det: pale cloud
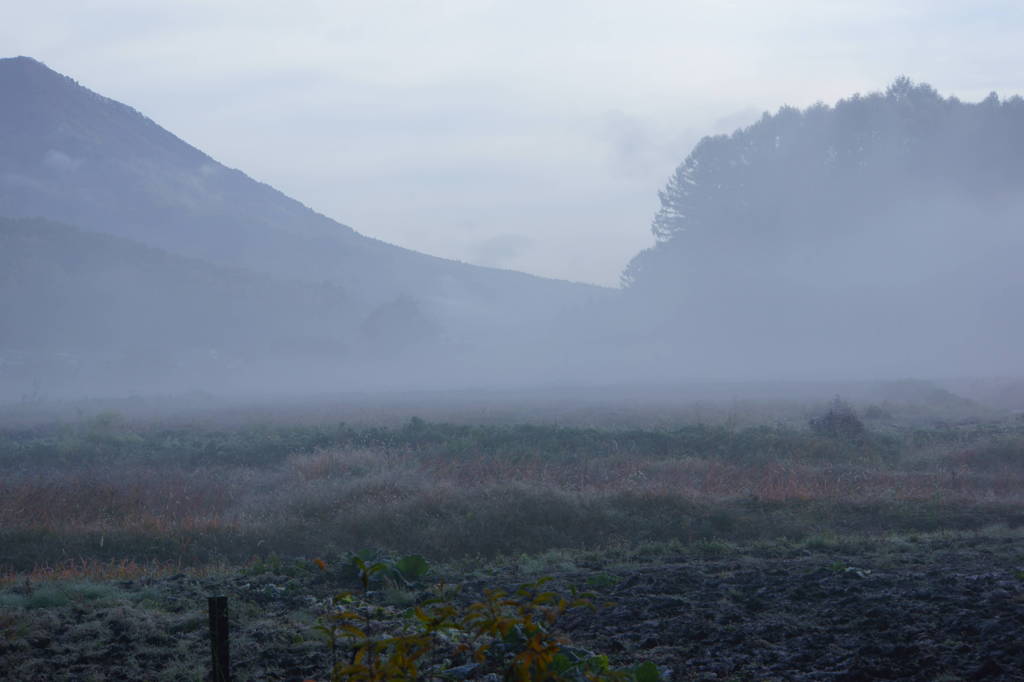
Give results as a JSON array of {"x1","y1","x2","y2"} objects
[{"x1": 3, "y1": 1, "x2": 1022, "y2": 285}]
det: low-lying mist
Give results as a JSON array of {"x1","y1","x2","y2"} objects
[{"x1": 2, "y1": 67, "x2": 1023, "y2": 404}]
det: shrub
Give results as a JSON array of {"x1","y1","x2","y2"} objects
[
  {"x1": 317, "y1": 572, "x2": 662, "y2": 681},
  {"x1": 810, "y1": 397, "x2": 866, "y2": 440}
]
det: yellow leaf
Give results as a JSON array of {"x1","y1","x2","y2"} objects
[{"x1": 342, "y1": 625, "x2": 368, "y2": 639}]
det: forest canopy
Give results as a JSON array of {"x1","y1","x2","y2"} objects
[
  {"x1": 620, "y1": 79, "x2": 1024, "y2": 378},
  {"x1": 624, "y1": 78, "x2": 1024, "y2": 289}
]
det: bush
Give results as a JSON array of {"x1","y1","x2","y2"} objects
[
  {"x1": 317, "y1": 573, "x2": 663, "y2": 681},
  {"x1": 810, "y1": 397, "x2": 866, "y2": 441}
]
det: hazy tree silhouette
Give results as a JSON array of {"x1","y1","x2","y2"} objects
[
  {"x1": 624, "y1": 78, "x2": 1024, "y2": 291},
  {"x1": 619, "y1": 79, "x2": 1024, "y2": 376}
]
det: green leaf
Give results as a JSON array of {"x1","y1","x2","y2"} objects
[
  {"x1": 586, "y1": 653, "x2": 610, "y2": 672},
  {"x1": 354, "y1": 548, "x2": 379, "y2": 562},
  {"x1": 635, "y1": 661, "x2": 661, "y2": 682},
  {"x1": 395, "y1": 554, "x2": 430, "y2": 581},
  {"x1": 549, "y1": 653, "x2": 574, "y2": 674}
]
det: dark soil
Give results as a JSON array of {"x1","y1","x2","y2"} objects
[
  {"x1": 2, "y1": 533, "x2": 1023, "y2": 681},
  {"x1": 558, "y1": 534, "x2": 1024, "y2": 681}
]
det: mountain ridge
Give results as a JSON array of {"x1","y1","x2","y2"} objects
[
  {"x1": 0, "y1": 55, "x2": 616, "y2": 397},
  {"x1": 0, "y1": 56, "x2": 607, "y2": 309}
]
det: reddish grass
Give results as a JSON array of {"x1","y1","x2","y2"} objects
[
  {"x1": 0, "y1": 557, "x2": 226, "y2": 586},
  {"x1": 2, "y1": 440, "x2": 1022, "y2": 569}
]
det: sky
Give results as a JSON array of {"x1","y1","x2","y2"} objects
[{"x1": 4, "y1": 1, "x2": 1023, "y2": 286}]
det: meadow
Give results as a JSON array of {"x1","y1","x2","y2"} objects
[
  {"x1": 2, "y1": 394, "x2": 1024, "y2": 680},
  {"x1": 2, "y1": 396, "x2": 1022, "y2": 573}
]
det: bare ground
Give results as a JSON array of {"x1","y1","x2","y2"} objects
[{"x1": 2, "y1": 530, "x2": 1023, "y2": 681}]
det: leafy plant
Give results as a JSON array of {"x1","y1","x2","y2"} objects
[
  {"x1": 394, "y1": 555, "x2": 431, "y2": 584},
  {"x1": 344, "y1": 551, "x2": 433, "y2": 593},
  {"x1": 317, "y1": 577, "x2": 662, "y2": 681}
]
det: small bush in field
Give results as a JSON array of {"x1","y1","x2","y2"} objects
[{"x1": 810, "y1": 397, "x2": 866, "y2": 441}]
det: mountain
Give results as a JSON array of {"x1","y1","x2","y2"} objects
[
  {"x1": 0, "y1": 56, "x2": 624, "y2": 397},
  {"x1": 0, "y1": 56, "x2": 608, "y2": 338},
  {"x1": 0, "y1": 216, "x2": 364, "y2": 395}
]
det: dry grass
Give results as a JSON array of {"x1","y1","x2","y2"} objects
[
  {"x1": 0, "y1": 464, "x2": 246, "y2": 533},
  {"x1": 2, "y1": 421, "x2": 1023, "y2": 571},
  {"x1": 0, "y1": 557, "x2": 228, "y2": 586},
  {"x1": 280, "y1": 445, "x2": 1024, "y2": 504}
]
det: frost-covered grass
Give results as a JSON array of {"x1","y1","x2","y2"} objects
[{"x1": 1, "y1": 408, "x2": 1022, "y2": 571}]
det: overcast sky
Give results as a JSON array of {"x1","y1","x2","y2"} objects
[{"x1": 5, "y1": 1, "x2": 1022, "y2": 286}]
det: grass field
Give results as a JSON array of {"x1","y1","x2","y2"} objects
[
  {"x1": 2, "y1": 397, "x2": 1022, "y2": 573},
  {"x1": 2, "y1": 394, "x2": 1024, "y2": 680}
]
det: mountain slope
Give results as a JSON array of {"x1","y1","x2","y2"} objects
[
  {"x1": 0, "y1": 56, "x2": 608, "y2": 332},
  {"x1": 0, "y1": 216, "x2": 363, "y2": 395}
]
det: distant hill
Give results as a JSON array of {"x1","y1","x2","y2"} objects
[
  {"x1": 0, "y1": 56, "x2": 608, "y2": 339},
  {"x1": 0, "y1": 217, "x2": 364, "y2": 394},
  {"x1": 620, "y1": 79, "x2": 1024, "y2": 378}
]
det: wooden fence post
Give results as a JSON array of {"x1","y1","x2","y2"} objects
[{"x1": 208, "y1": 595, "x2": 230, "y2": 682}]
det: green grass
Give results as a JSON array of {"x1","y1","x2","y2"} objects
[
  {"x1": 0, "y1": 581, "x2": 125, "y2": 610},
  {"x1": 0, "y1": 411, "x2": 945, "y2": 468}
]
